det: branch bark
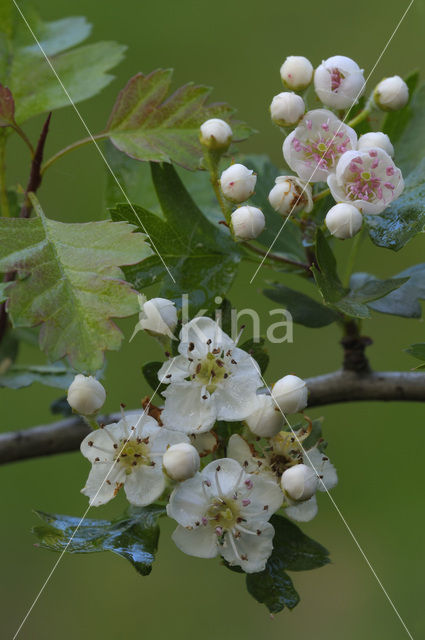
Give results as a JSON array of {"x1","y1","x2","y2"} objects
[{"x1": 1, "y1": 370, "x2": 425, "y2": 465}]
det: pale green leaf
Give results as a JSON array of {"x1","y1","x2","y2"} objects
[{"x1": 0, "y1": 363, "x2": 75, "y2": 389}]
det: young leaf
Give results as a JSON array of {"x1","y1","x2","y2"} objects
[
  {"x1": 105, "y1": 69, "x2": 252, "y2": 171},
  {"x1": 33, "y1": 505, "x2": 166, "y2": 576},
  {"x1": 263, "y1": 283, "x2": 339, "y2": 328},
  {"x1": 0, "y1": 198, "x2": 152, "y2": 372},
  {"x1": 0, "y1": 363, "x2": 75, "y2": 390},
  {"x1": 111, "y1": 163, "x2": 241, "y2": 315}
]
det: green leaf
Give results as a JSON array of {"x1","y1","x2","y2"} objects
[
  {"x1": 142, "y1": 361, "x2": 167, "y2": 396},
  {"x1": 111, "y1": 163, "x2": 241, "y2": 315},
  {"x1": 404, "y1": 343, "x2": 425, "y2": 369},
  {"x1": 0, "y1": 281, "x2": 8, "y2": 303},
  {"x1": 0, "y1": 363, "x2": 75, "y2": 389},
  {"x1": 389, "y1": 81, "x2": 425, "y2": 174},
  {"x1": 312, "y1": 229, "x2": 346, "y2": 302},
  {"x1": 246, "y1": 514, "x2": 330, "y2": 613},
  {"x1": 263, "y1": 283, "x2": 339, "y2": 328},
  {"x1": 0, "y1": 197, "x2": 151, "y2": 372},
  {"x1": 238, "y1": 154, "x2": 306, "y2": 265},
  {"x1": 0, "y1": 8, "x2": 125, "y2": 124},
  {"x1": 33, "y1": 505, "x2": 165, "y2": 576},
  {"x1": 351, "y1": 265, "x2": 425, "y2": 318},
  {"x1": 382, "y1": 70, "x2": 419, "y2": 150},
  {"x1": 105, "y1": 69, "x2": 252, "y2": 171},
  {"x1": 239, "y1": 337, "x2": 269, "y2": 375},
  {"x1": 365, "y1": 158, "x2": 425, "y2": 251}
]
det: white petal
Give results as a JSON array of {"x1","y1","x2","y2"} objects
[
  {"x1": 123, "y1": 465, "x2": 165, "y2": 506},
  {"x1": 215, "y1": 377, "x2": 260, "y2": 422},
  {"x1": 167, "y1": 474, "x2": 210, "y2": 526},
  {"x1": 304, "y1": 447, "x2": 338, "y2": 491},
  {"x1": 80, "y1": 425, "x2": 118, "y2": 463},
  {"x1": 227, "y1": 434, "x2": 257, "y2": 471},
  {"x1": 285, "y1": 495, "x2": 318, "y2": 522},
  {"x1": 172, "y1": 524, "x2": 218, "y2": 559},
  {"x1": 221, "y1": 521, "x2": 275, "y2": 573},
  {"x1": 190, "y1": 431, "x2": 218, "y2": 456},
  {"x1": 81, "y1": 463, "x2": 125, "y2": 506},
  {"x1": 241, "y1": 473, "x2": 283, "y2": 519},
  {"x1": 202, "y1": 457, "x2": 244, "y2": 498},
  {"x1": 161, "y1": 382, "x2": 216, "y2": 432},
  {"x1": 149, "y1": 427, "x2": 189, "y2": 454},
  {"x1": 158, "y1": 355, "x2": 191, "y2": 384},
  {"x1": 178, "y1": 317, "x2": 234, "y2": 359}
]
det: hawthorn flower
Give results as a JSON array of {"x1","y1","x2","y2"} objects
[
  {"x1": 231, "y1": 205, "x2": 265, "y2": 239},
  {"x1": 80, "y1": 413, "x2": 188, "y2": 506},
  {"x1": 314, "y1": 55, "x2": 365, "y2": 109},
  {"x1": 167, "y1": 457, "x2": 283, "y2": 573},
  {"x1": 357, "y1": 132, "x2": 394, "y2": 157},
  {"x1": 270, "y1": 92, "x2": 305, "y2": 127},
  {"x1": 271, "y1": 374, "x2": 308, "y2": 414},
  {"x1": 132, "y1": 295, "x2": 177, "y2": 341},
  {"x1": 200, "y1": 118, "x2": 232, "y2": 150},
  {"x1": 283, "y1": 109, "x2": 357, "y2": 183},
  {"x1": 325, "y1": 203, "x2": 363, "y2": 239},
  {"x1": 281, "y1": 463, "x2": 318, "y2": 501},
  {"x1": 220, "y1": 163, "x2": 257, "y2": 203},
  {"x1": 327, "y1": 148, "x2": 404, "y2": 215},
  {"x1": 245, "y1": 394, "x2": 284, "y2": 438},
  {"x1": 67, "y1": 374, "x2": 106, "y2": 416},
  {"x1": 374, "y1": 76, "x2": 409, "y2": 111},
  {"x1": 280, "y1": 55, "x2": 313, "y2": 91},
  {"x1": 268, "y1": 175, "x2": 313, "y2": 217},
  {"x1": 159, "y1": 317, "x2": 263, "y2": 433},
  {"x1": 163, "y1": 442, "x2": 200, "y2": 481}
]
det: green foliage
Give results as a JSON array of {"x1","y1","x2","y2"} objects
[
  {"x1": 0, "y1": 6, "x2": 125, "y2": 124},
  {"x1": 105, "y1": 69, "x2": 252, "y2": 171},
  {"x1": 33, "y1": 505, "x2": 166, "y2": 576},
  {"x1": 263, "y1": 283, "x2": 339, "y2": 328},
  {"x1": 404, "y1": 343, "x2": 425, "y2": 370},
  {"x1": 383, "y1": 70, "x2": 419, "y2": 150},
  {"x1": 239, "y1": 337, "x2": 269, "y2": 375},
  {"x1": 389, "y1": 80, "x2": 425, "y2": 174},
  {"x1": 142, "y1": 361, "x2": 167, "y2": 396},
  {"x1": 0, "y1": 197, "x2": 151, "y2": 372},
  {"x1": 111, "y1": 163, "x2": 241, "y2": 315},
  {"x1": 0, "y1": 363, "x2": 74, "y2": 389},
  {"x1": 245, "y1": 514, "x2": 330, "y2": 613}
]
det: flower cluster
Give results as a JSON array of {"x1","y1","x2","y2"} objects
[{"x1": 75, "y1": 311, "x2": 337, "y2": 573}]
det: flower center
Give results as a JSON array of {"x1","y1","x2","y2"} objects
[
  {"x1": 116, "y1": 439, "x2": 150, "y2": 474},
  {"x1": 206, "y1": 497, "x2": 240, "y2": 531},
  {"x1": 330, "y1": 67, "x2": 345, "y2": 91},
  {"x1": 345, "y1": 156, "x2": 386, "y2": 203},
  {"x1": 292, "y1": 129, "x2": 352, "y2": 172},
  {"x1": 196, "y1": 352, "x2": 229, "y2": 393}
]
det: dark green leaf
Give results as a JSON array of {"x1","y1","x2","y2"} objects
[
  {"x1": 33, "y1": 505, "x2": 166, "y2": 576},
  {"x1": 312, "y1": 229, "x2": 346, "y2": 301},
  {"x1": 390, "y1": 81, "x2": 425, "y2": 174},
  {"x1": 365, "y1": 158, "x2": 425, "y2": 251},
  {"x1": 105, "y1": 69, "x2": 252, "y2": 171},
  {"x1": 142, "y1": 361, "x2": 167, "y2": 396},
  {"x1": 383, "y1": 70, "x2": 419, "y2": 149},
  {"x1": 263, "y1": 283, "x2": 339, "y2": 328},
  {"x1": 0, "y1": 363, "x2": 75, "y2": 390},
  {"x1": 0, "y1": 197, "x2": 151, "y2": 372},
  {"x1": 246, "y1": 563, "x2": 300, "y2": 613},
  {"x1": 50, "y1": 395, "x2": 73, "y2": 417},
  {"x1": 239, "y1": 337, "x2": 269, "y2": 375}
]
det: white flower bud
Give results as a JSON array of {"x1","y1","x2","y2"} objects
[
  {"x1": 67, "y1": 374, "x2": 106, "y2": 415},
  {"x1": 280, "y1": 56, "x2": 313, "y2": 91},
  {"x1": 245, "y1": 394, "x2": 284, "y2": 437},
  {"x1": 281, "y1": 463, "x2": 318, "y2": 501},
  {"x1": 314, "y1": 55, "x2": 365, "y2": 109},
  {"x1": 163, "y1": 443, "x2": 200, "y2": 481},
  {"x1": 271, "y1": 375, "x2": 308, "y2": 414},
  {"x1": 200, "y1": 118, "x2": 232, "y2": 150},
  {"x1": 325, "y1": 203, "x2": 363, "y2": 239},
  {"x1": 270, "y1": 92, "x2": 305, "y2": 126},
  {"x1": 220, "y1": 163, "x2": 257, "y2": 203},
  {"x1": 132, "y1": 295, "x2": 177, "y2": 340},
  {"x1": 231, "y1": 205, "x2": 265, "y2": 240},
  {"x1": 268, "y1": 175, "x2": 313, "y2": 216},
  {"x1": 357, "y1": 132, "x2": 394, "y2": 157},
  {"x1": 374, "y1": 76, "x2": 409, "y2": 111}
]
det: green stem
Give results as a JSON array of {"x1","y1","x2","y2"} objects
[
  {"x1": 12, "y1": 124, "x2": 34, "y2": 157},
  {"x1": 343, "y1": 227, "x2": 364, "y2": 287},
  {"x1": 41, "y1": 132, "x2": 109, "y2": 174},
  {"x1": 242, "y1": 241, "x2": 311, "y2": 271},
  {"x1": 313, "y1": 187, "x2": 330, "y2": 202},
  {"x1": 0, "y1": 133, "x2": 10, "y2": 217},
  {"x1": 82, "y1": 415, "x2": 101, "y2": 431},
  {"x1": 203, "y1": 149, "x2": 233, "y2": 227}
]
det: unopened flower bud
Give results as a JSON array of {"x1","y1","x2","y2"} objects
[
  {"x1": 374, "y1": 76, "x2": 409, "y2": 111},
  {"x1": 325, "y1": 203, "x2": 363, "y2": 239},
  {"x1": 163, "y1": 443, "x2": 200, "y2": 481},
  {"x1": 231, "y1": 205, "x2": 265, "y2": 240},
  {"x1": 132, "y1": 295, "x2": 177, "y2": 341},
  {"x1": 357, "y1": 132, "x2": 394, "y2": 157},
  {"x1": 268, "y1": 176, "x2": 313, "y2": 216},
  {"x1": 314, "y1": 55, "x2": 365, "y2": 109},
  {"x1": 280, "y1": 56, "x2": 313, "y2": 91},
  {"x1": 67, "y1": 374, "x2": 106, "y2": 416},
  {"x1": 281, "y1": 463, "x2": 318, "y2": 501},
  {"x1": 271, "y1": 375, "x2": 308, "y2": 414},
  {"x1": 245, "y1": 394, "x2": 284, "y2": 437},
  {"x1": 220, "y1": 163, "x2": 257, "y2": 203},
  {"x1": 270, "y1": 92, "x2": 305, "y2": 126},
  {"x1": 200, "y1": 118, "x2": 232, "y2": 150}
]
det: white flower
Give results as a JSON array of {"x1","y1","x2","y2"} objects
[
  {"x1": 314, "y1": 55, "x2": 365, "y2": 109},
  {"x1": 163, "y1": 442, "x2": 200, "y2": 481},
  {"x1": 374, "y1": 76, "x2": 409, "y2": 111},
  {"x1": 325, "y1": 203, "x2": 363, "y2": 239},
  {"x1": 271, "y1": 375, "x2": 308, "y2": 414},
  {"x1": 357, "y1": 132, "x2": 394, "y2": 157},
  {"x1": 132, "y1": 295, "x2": 177, "y2": 341},
  {"x1": 190, "y1": 431, "x2": 218, "y2": 456},
  {"x1": 80, "y1": 413, "x2": 188, "y2": 506},
  {"x1": 167, "y1": 457, "x2": 283, "y2": 573},
  {"x1": 281, "y1": 463, "x2": 318, "y2": 501},
  {"x1": 327, "y1": 148, "x2": 404, "y2": 215},
  {"x1": 220, "y1": 164, "x2": 257, "y2": 203},
  {"x1": 270, "y1": 92, "x2": 305, "y2": 126},
  {"x1": 231, "y1": 205, "x2": 265, "y2": 240},
  {"x1": 245, "y1": 394, "x2": 284, "y2": 437},
  {"x1": 280, "y1": 56, "x2": 313, "y2": 91},
  {"x1": 268, "y1": 175, "x2": 313, "y2": 216},
  {"x1": 200, "y1": 118, "x2": 232, "y2": 150},
  {"x1": 67, "y1": 374, "x2": 106, "y2": 416},
  {"x1": 283, "y1": 109, "x2": 357, "y2": 183},
  {"x1": 159, "y1": 317, "x2": 263, "y2": 433}
]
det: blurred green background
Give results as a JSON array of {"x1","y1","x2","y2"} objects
[{"x1": 2, "y1": 0, "x2": 425, "y2": 638}]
